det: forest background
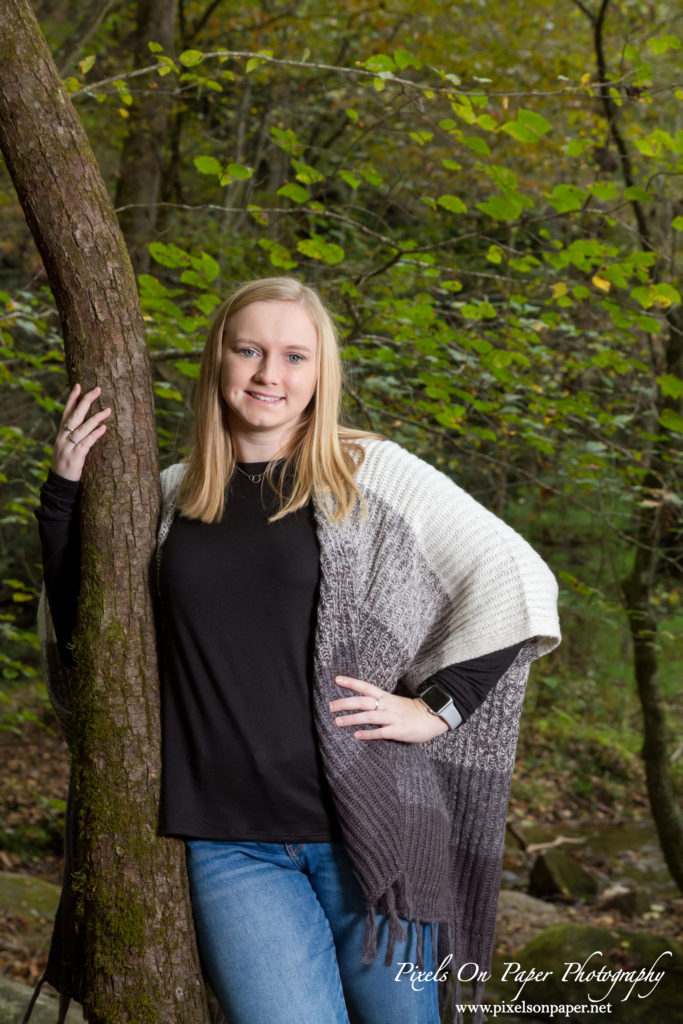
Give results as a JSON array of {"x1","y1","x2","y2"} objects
[{"x1": 0, "y1": 0, "x2": 681, "y2": 1007}]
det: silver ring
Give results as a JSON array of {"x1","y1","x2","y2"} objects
[
  {"x1": 63, "y1": 423, "x2": 73, "y2": 434},
  {"x1": 68, "y1": 435, "x2": 79, "y2": 446},
  {"x1": 373, "y1": 697, "x2": 380, "y2": 711}
]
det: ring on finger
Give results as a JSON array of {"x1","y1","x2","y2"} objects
[
  {"x1": 63, "y1": 423, "x2": 73, "y2": 434},
  {"x1": 68, "y1": 434, "x2": 79, "y2": 446},
  {"x1": 373, "y1": 697, "x2": 381, "y2": 711}
]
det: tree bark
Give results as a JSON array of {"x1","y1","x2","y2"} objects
[
  {"x1": 114, "y1": 0, "x2": 178, "y2": 275},
  {"x1": 0, "y1": 2, "x2": 210, "y2": 1020},
  {"x1": 622, "y1": 307, "x2": 683, "y2": 895},
  {"x1": 578, "y1": 0, "x2": 683, "y2": 895}
]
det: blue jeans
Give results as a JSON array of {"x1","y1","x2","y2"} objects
[{"x1": 185, "y1": 840, "x2": 440, "y2": 1024}]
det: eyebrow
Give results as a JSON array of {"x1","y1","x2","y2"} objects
[{"x1": 231, "y1": 337, "x2": 316, "y2": 354}]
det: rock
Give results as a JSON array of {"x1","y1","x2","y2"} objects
[
  {"x1": 597, "y1": 884, "x2": 653, "y2": 918},
  {"x1": 528, "y1": 848, "x2": 599, "y2": 901},
  {"x1": 495, "y1": 890, "x2": 564, "y2": 952},
  {"x1": 0, "y1": 873, "x2": 60, "y2": 922},
  {"x1": 0, "y1": 975, "x2": 82, "y2": 1024},
  {"x1": 496, "y1": 923, "x2": 683, "y2": 1023}
]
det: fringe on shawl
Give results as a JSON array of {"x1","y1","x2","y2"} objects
[{"x1": 359, "y1": 875, "x2": 441, "y2": 973}]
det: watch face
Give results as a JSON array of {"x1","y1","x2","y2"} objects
[{"x1": 421, "y1": 685, "x2": 448, "y2": 715}]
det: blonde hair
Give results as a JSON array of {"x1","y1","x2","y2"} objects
[{"x1": 176, "y1": 276, "x2": 381, "y2": 524}]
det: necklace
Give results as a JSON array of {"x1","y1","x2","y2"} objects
[
  {"x1": 234, "y1": 458, "x2": 285, "y2": 484},
  {"x1": 235, "y1": 464, "x2": 266, "y2": 484}
]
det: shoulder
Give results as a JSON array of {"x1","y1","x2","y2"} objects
[
  {"x1": 354, "y1": 437, "x2": 462, "y2": 512},
  {"x1": 160, "y1": 462, "x2": 187, "y2": 505}
]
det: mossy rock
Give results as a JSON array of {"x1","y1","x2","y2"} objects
[
  {"x1": 0, "y1": 872, "x2": 60, "y2": 922},
  {"x1": 598, "y1": 885, "x2": 653, "y2": 919},
  {"x1": 497, "y1": 923, "x2": 683, "y2": 1023},
  {"x1": 0, "y1": 976, "x2": 82, "y2": 1024},
  {"x1": 528, "y1": 848, "x2": 599, "y2": 900}
]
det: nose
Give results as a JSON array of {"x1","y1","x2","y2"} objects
[{"x1": 253, "y1": 353, "x2": 279, "y2": 385}]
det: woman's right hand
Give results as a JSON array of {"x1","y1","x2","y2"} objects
[{"x1": 52, "y1": 383, "x2": 112, "y2": 482}]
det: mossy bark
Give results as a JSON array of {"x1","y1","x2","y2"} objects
[{"x1": 0, "y1": 2, "x2": 210, "y2": 1021}]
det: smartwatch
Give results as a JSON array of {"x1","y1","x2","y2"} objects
[{"x1": 418, "y1": 684, "x2": 462, "y2": 730}]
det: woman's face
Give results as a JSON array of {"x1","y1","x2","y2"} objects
[{"x1": 220, "y1": 300, "x2": 319, "y2": 459}]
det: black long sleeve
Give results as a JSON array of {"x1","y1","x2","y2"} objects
[
  {"x1": 423, "y1": 642, "x2": 524, "y2": 724},
  {"x1": 34, "y1": 469, "x2": 81, "y2": 666},
  {"x1": 34, "y1": 469, "x2": 524, "y2": 723}
]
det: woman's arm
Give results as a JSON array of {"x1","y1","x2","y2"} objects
[
  {"x1": 34, "y1": 471, "x2": 81, "y2": 665},
  {"x1": 34, "y1": 383, "x2": 111, "y2": 665},
  {"x1": 329, "y1": 641, "x2": 525, "y2": 743}
]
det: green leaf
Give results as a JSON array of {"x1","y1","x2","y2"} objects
[
  {"x1": 658, "y1": 374, "x2": 683, "y2": 399},
  {"x1": 566, "y1": 139, "x2": 592, "y2": 157},
  {"x1": 292, "y1": 159, "x2": 324, "y2": 184},
  {"x1": 339, "y1": 170, "x2": 361, "y2": 189},
  {"x1": 365, "y1": 54, "x2": 396, "y2": 73},
  {"x1": 462, "y1": 135, "x2": 490, "y2": 157},
  {"x1": 297, "y1": 234, "x2": 345, "y2": 265},
  {"x1": 672, "y1": 216, "x2": 683, "y2": 231},
  {"x1": 190, "y1": 252, "x2": 220, "y2": 283},
  {"x1": 195, "y1": 293, "x2": 221, "y2": 315},
  {"x1": 276, "y1": 183, "x2": 310, "y2": 204},
  {"x1": 179, "y1": 49, "x2": 205, "y2": 67},
  {"x1": 259, "y1": 239, "x2": 297, "y2": 269},
  {"x1": 548, "y1": 184, "x2": 586, "y2": 213},
  {"x1": 436, "y1": 194, "x2": 467, "y2": 214},
  {"x1": 78, "y1": 54, "x2": 95, "y2": 74},
  {"x1": 174, "y1": 359, "x2": 200, "y2": 379},
  {"x1": 588, "y1": 182, "x2": 620, "y2": 201},
  {"x1": 148, "y1": 41, "x2": 164, "y2": 53},
  {"x1": 476, "y1": 193, "x2": 523, "y2": 221},
  {"x1": 149, "y1": 242, "x2": 192, "y2": 268},
  {"x1": 659, "y1": 408, "x2": 683, "y2": 433},
  {"x1": 648, "y1": 34, "x2": 681, "y2": 54},
  {"x1": 409, "y1": 130, "x2": 433, "y2": 146},
  {"x1": 434, "y1": 406, "x2": 466, "y2": 428},
  {"x1": 194, "y1": 155, "x2": 222, "y2": 176},
  {"x1": 501, "y1": 108, "x2": 551, "y2": 142},
  {"x1": 220, "y1": 162, "x2": 254, "y2": 184},
  {"x1": 393, "y1": 48, "x2": 422, "y2": 70},
  {"x1": 623, "y1": 186, "x2": 652, "y2": 202}
]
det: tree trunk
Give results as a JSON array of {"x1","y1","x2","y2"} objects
[
  {"x1": 579, "y1": 0, "x2": 683, "y2": 895},
  {"x1": 0, "y1": 2, "x2": 211, "y2": 1020},
  {"x1": 622, "y1": 307, "x2": 683, "y2": 896},
  {"x1": 114, "y1": 0, "x2": 178, "y2": 275}
]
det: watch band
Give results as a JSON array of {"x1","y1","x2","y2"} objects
[{"x1": 417, "y1": 683, "x2": 462, "y2": 730}]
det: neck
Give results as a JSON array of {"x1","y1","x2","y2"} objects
[{"x1": 233, "y1": 438, "x2": 287, "y2": 463}]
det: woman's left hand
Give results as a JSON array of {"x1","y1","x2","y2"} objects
[{"x1": 330, "y1": 675, "x2": 449, "y2": 743}]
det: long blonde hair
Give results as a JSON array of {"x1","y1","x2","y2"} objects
[{"x1": 176, "y1": 277, "x2": 381, "y2": 523}]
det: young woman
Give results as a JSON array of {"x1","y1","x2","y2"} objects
[{"x1": 35, "y1": 277, "x2": 561, "y2": 1024}]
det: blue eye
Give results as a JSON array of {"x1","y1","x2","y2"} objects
[
  {"x1": 238, "y1": 347, "x2": 257, "y2": 357},
  {"x1": 287, "y1": 353, "x2": 304, "y2": 364}
]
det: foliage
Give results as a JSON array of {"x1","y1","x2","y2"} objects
[{"x1": 1, "y1": 0, "x2": 681, "y2": 812}]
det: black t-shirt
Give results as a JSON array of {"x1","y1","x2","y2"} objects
[{"x1": 35, "y1": 465, "x2": 523, "y2": 842}]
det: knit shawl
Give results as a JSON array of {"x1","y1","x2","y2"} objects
[
  {"x1": 158, "y1": 438, "x2": 560, "y2": 1015},
  {"x1": 36, "y1": 437, "x2": 560, "y2": 1023}
]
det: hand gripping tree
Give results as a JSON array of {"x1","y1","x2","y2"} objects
[{"x1": 0, "y1": 1, "x2": 211, "y2": 1020}]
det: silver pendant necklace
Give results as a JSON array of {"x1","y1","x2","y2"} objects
[{"x1": 235, "y1": 464, "x2": 266, "y2": 484}]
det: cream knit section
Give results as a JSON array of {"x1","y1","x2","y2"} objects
[{"x1": 353, "y1": 438, "x2": 561, "y2": 671}]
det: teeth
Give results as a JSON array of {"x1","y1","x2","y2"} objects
[{"x1": 250, "y1": 393, "x2": 282, "y2": 403}]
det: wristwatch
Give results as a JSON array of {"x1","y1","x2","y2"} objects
[{"x1": 417, "y1": 684, "x2": 462, "y2": 730}]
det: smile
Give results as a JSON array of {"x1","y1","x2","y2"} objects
[{"x1": 246, "y1": 392, "x2": 284, "y2": 404}]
